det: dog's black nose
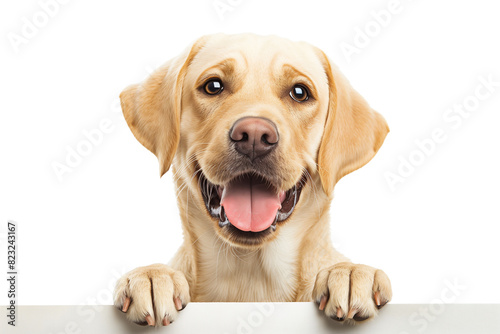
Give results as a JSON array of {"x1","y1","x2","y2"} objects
[{"x1": 229, "y1": 117, "x2": 279, "y2": 160}]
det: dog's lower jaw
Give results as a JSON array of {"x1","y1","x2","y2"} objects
[
  {"x1": 198, "y1": 169, "x2": 306, "y2": 247},
  {"x1": 183, "y1": 221, "x2": 302, "y2": 302},
  {"x1": 170, "y1": 187, "x2": 338, "y2": 302},
  {"x1": 169, "y1": 168, "x2": 337, "y2": 302}
]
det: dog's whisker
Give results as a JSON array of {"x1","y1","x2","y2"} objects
[
  {"x1": 175, "y1": 171, "x2": 197, "y2": 198},
  {"x1": 171, "y1": 148, "x2": 212, "y2": 182},
  {"x1": 171, "y1": 146, "x2": 215, "y2": 181},
  {"x1": 294, "y1": 153, "x2": 322, "y2": 221},
  {"x1": 224, "y1": 242, "x2": 234, "y2": 274},
  {"x1": 215, "y1": 240, "x2": 224, "y2": 283},
  {"x1": 113, "y1": 33, "x2": 393, "y2": 318},
  {"x1": 175, "y1": 168, "x2": 204, "y2": 201},
  {"x1": 177, "y1": 160, "x2": 218, "y2": 197},
  {"x1": 190, "y1": 226, "x2": 214, "y2": 246},
  {"x1": 301, "y1": 165, "x2": 322, "y2": 221},
  {"x1": 171, "y1": 153, "x2": 198, "y2": 178}
]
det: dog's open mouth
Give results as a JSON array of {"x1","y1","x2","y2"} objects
[{"x1": 199, "y1": 171, "x2": 305, "y2": 236}]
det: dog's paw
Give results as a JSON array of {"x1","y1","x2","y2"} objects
[
  {"x1": 312, "y1": 262, "x2": 392, "y2": 322},
  {"x1": 113, "y1": 263, "x2": 190, "y2": 327}
]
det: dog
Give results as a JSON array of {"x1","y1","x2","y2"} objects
[{"x1": 113, "y1": 33, "x2": 392, "y2": 327}]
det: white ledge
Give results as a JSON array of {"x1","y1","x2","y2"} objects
[{"x1": 2, "y1": 303, "x2": 500, "y2": 334}]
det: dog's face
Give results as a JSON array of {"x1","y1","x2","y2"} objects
[
  {"x1": 120, "y1": 34, "x2": 389, "y2": 248},
  {"x1": 180, "y1": 35, "x2": 330, "y2": 246}
]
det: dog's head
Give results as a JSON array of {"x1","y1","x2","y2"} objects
[{"x1": 120, "y1": 34, "x2": 388, "y2": 248}]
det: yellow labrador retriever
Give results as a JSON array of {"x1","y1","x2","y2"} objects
[{"x1": 114, "y1": 33, "x2": 392, "y2": 327}]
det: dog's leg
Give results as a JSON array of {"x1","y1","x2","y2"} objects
[
  {"x1": 312, "y1": 261, "x2": 392, "y2": 322},
  {"x1": 295, "y1": 243, "x2": 348, "y2": 302},
  {"x1": 113, "y1": 263, "x2": 190, "y2": 327},
  {"x1": 296, "y1": 241, "x2": 392, "y2": 322}
]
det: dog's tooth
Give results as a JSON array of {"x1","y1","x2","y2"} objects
[
  {"x1": 211, "y1": 205, "x2": 221, "y2": 217},
  {"x1": 279, "y1": 190, "x2": 286, "y2": 203},
  {"x1": 219, "y1": 206, "x2": 225, "y2": 222},
  {"x1": 272, "y1": 212, "x2": 278, "y2": 226},
  {"x1": 218, "y1": 206, "x2": 230, "y2": 227}
]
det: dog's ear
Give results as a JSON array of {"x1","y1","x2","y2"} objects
[
  {"x1": 316, "y1": 50, "x2": 389, "y2": 196},
  {"x1": 120, "y1": 37, "x2": 208, "y2": 176}
]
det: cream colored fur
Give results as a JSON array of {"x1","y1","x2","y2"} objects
[{"x1": 113, "y1": 33, "x2": 392, "y2": 327}]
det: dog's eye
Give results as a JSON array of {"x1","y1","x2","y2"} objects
[
  {"x1": 290, "y1": 84, "x2": 309, "y2": 102},
  {"x1": 204, "y1": 79, "x2": 224, "y2": 95}
]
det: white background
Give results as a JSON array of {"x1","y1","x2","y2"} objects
[{"x1": 1, "y1": 0, "x2": 499, "y2": 306}]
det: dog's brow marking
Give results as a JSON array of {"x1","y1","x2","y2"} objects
[
  {"x1": 196, "y1": 58, "x2": 237, "y2": 86},
  {"x1": 282, "y1": 64, "x2": 317, "y2": 95}
]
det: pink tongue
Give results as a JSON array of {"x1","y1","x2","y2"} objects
[{"x1": 220, "y1": 178, "x2": 284, "y2": 232}]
